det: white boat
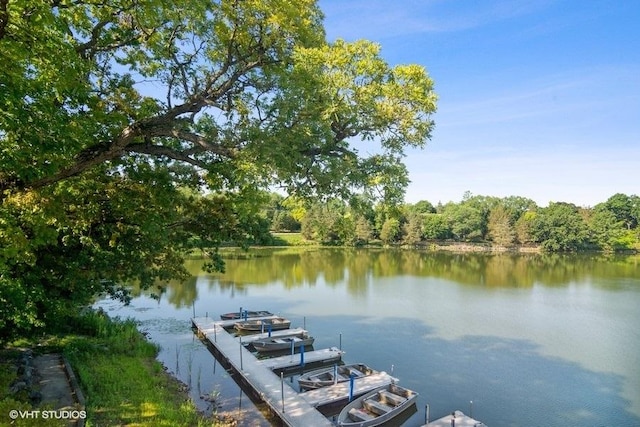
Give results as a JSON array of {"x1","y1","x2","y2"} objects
[
  {"x1": 298, "y1": 363, "x2": 378, "y2": 390},
  {"x1": 220, "y1": 310, "x2": 273, "y2": 320},
  {"x1": 251, "y1": 332, "x2": 314, "y2": 352},
  {"x1": 234, "y1": 316, "x2": 291, "y2": 332},
  {"x1": 337, "y1": 383, "x2": 418, "y2": 427},
  {"x1": 423, "y1": 410, "x2": 488, "y2": 426}
]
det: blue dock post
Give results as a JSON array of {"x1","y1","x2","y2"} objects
[
  {"x1": 333, "y1": 364, "x2": 338, "y2": 385},
  {"x1": 268, "y1": 324, "x2": 272, "y2": 337},
  {"x1": 348, "y1": 373, "x2": 355, "y2": 402}
]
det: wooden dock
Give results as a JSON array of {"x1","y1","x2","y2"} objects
[
  {"x1": 423, "y1": 410, "x2": 487, "y2": 426},
  {"x1": 192, "y1": 316, "x2": 337, "y2": 426}
]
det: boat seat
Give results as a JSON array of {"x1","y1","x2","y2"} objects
[
  {"x1": 378, "y1": 390, "x2": 407, "y2": 406},
  {"x1": 363, "y1": 399, "x2": 393, "y2": 415},
  {"x1": 348, "y1": 408, "x2": 375, "y2": 422},
  {"x1": 347, "y1": 367, "x2": 365, "y2": 377}
]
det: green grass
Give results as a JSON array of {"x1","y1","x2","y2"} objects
[
  {"x1": 2, "y1": 311, "x2": 227, "y2": 427},
  {"x1": 270, "y1": 232, "x2": 316, "y2": 246}
]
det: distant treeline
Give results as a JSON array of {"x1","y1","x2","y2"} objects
[{"x1": 261, "y1": 192, "x2": 640, "y2": 252}]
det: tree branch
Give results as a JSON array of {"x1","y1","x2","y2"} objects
[{"x1": 125, "y1": 143, "x2": 210, "y2": 169}]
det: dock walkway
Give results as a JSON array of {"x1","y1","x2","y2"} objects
[{"x1": 192, "y1": 316, "x2": 334, "y2": 427}]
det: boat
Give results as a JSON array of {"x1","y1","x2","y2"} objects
[
  {"x1": 424, "y1": 410, "x2": 488, "y2": 426},
  {"x1": 298, "y1": 363, "x2": 378, "y2": 390},
  {"x1": 220, "y1": 310, "x2": 273, "y2": 320},
  {"x1": 234, "y1": 317, "x2": 291, "y2": 332},
  {"x1": 251, "y1": 333, "x2": 314, "y2": 352},
  {"x1": 337, "y1": 383, "x2": 418, "y2": 427}
]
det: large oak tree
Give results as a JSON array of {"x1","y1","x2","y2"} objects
[{"x1": 0, "y1": 0, "x2": 436, "y2": 339}]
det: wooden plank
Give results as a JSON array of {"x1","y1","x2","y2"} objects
[
  {"x1": 192, "y1": 317, "x2": 333, "y2": 427},
  {"x1": 300, "y1": 372, "x2": 398, "y2": 407}
]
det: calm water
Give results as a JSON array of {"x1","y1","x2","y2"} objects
[{"x1": 97, "y1": 249, "x2": 640, "y2": 426}]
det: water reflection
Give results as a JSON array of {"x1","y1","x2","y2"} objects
[{"x1": 133, "y1": 250, "x2": 640, "y2": 306}]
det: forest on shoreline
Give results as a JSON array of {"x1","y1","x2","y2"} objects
[{"x1": 258, "y1": 191, "x2": 640, "y2": 253}]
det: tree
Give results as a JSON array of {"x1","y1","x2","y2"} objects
[
  {"x1": 588, "y1": 204, "x2": 630, "y2": 251},
  {"x1": 530, "y1": 202, "x2": 589, "y2": 252},
  {"x1": 380, "y1": 218, "x2": 401, "y2": 245},
  {"x1": 515, "y1": 211, "x2": 537, "y2": 244},
  {"x1": 603, "y1": 193, "x2": 639, "y2": 230},
  {"x1": 402, "y1": 212, "x2": 423, "y2": 246},
  {"x1": 0, "y1": 0, "x2": 437, "y2": 339},
  {"x1": 442, "y1": 202, "x2": 485, "y2": 241},
  {"x1": 353, "y1": 215, "x2": 374, "y2": 246},
  {"x1": 487, "y1": 205, "x2": 516, "y2": 247},
  {"x1": 421, "y1": 213, "x2": 450, "y2": 240}
]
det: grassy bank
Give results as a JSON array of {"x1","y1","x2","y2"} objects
[{"x1": 1, "y1": 311, "x2": 228, "y2": 427}]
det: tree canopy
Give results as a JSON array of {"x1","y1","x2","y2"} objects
[{"x1": 0, "y1": 0, "x2": 437, "y2": 339}]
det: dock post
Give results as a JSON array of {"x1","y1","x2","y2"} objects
[
  {"x1": 349, "y1": 373, "x2": 355, "y2": 402},
  {"x1": 339, "y1": 332, "x2": 342, "y2": 351},
  {"x1": 333, "y1": 365, "x2": 338, "y2": 385},
  {"x1": 280, "y1": 372, "x2": 285, "y2": 413},
  {"x1": 425, "y1": 403, "x2": 430, "y2": 424},
  {"x1": 300, "y1": 344, "x2": 305, "y2": 367},
  {"x1": 268, "y1": 324, "x2": 272, "y2": 337},
  {"x1": 239, "y1": 337, "x2": 243, "y2": 370}
]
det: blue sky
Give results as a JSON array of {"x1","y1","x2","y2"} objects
[{"x1": 319, "y1": 0, "x2": 640, "y2": 207}]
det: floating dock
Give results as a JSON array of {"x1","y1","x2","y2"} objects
[
  {"x1": 423, "y1": 410, "x2": 487, "y2": 426},
  {"x1": 192, "y1": 316, "x2": 339, "y2": 426}
]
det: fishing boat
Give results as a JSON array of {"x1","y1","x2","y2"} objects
[
  {"x1": 234, "y1": 316, "x2": 291, "y2": 332},
  {"x1": 298, "y1": 363, "x2": 378, "y2": 390},
  {"x1": 251, "y1": 333, "x2": 314, "y2": 352},
  {"x1": 220, "y1": 310, "x2": 273, "y2": 320},
  {"x1": 337, "y1": 383, "x2": 418, "y2": 427}
]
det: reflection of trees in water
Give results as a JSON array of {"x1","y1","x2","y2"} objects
[{"x1": 149, "y1": 250, "x2": 639, "y2": 308}]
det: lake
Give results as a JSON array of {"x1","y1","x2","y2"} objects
[{"x1": 97, "y1": 248, "x2": 640, "y2": 426}]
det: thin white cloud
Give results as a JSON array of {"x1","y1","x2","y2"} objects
[{"x1": 320, "y1": 0, "x2": 552, "y2": 40}]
